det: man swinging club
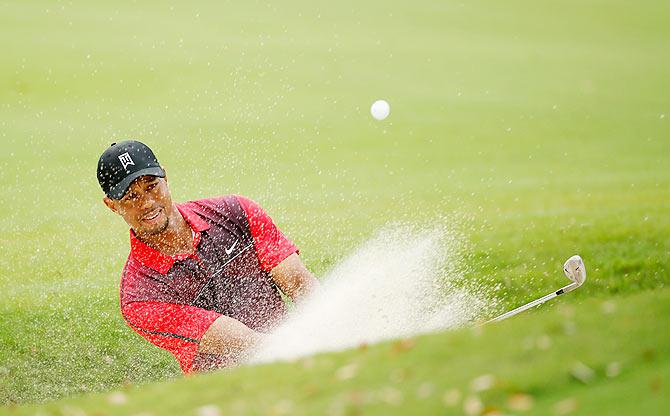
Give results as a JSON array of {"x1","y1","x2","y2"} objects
[{"x1": 97, "y1": 140, "x2": 318, "y2": 373}]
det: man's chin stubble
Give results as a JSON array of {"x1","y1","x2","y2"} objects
[
  {"x1": 139, "y1": 216, "x2": 170, "y2": 238},
  {"x1": 155, "y1": 216, "x2": 170, "y2": 234}
]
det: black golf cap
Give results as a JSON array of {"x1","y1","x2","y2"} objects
[{"x1": 97, "y1": 140, "x2": 166, "y2": 200}]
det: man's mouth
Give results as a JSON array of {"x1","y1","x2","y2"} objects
[{"x1": 142, "y1": 208, "x2": 162, "y2": 222}]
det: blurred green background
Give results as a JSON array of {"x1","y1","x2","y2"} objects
[{"x1": 0, "y1": 0, "x2": 668, "y2": 413}]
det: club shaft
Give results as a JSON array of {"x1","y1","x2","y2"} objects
[{"x1": 486, "y1": 282, "x2": 579, "y2": 324}]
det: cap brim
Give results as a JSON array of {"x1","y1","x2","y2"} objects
[{"x1": 108, "y1": 167, "x2": 166, "y2": 200}]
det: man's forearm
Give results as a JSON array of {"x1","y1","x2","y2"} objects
[
  {"x1": 271, "y1": 253, "x2": 320, "y2": 302},
  {"x1": 199, "y1": 315, "x2": 262, "y2": 357}
]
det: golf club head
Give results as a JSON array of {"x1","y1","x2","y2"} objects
[{"x1": 563, "y1": 255, "x2": 586, "y2": 286}]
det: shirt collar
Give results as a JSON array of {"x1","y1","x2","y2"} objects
[
  {"x1": 177, "y1": 204, "x2": 210, "y2": 233},
  {"x1": 129, "y1": 204, "x2": 209, "y2": 275}
]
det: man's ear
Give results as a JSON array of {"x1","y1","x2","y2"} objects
[
  {"x1": 103, "y1": 197, "x2": 120, "y2": 214},
  {"x1": 163, "y1": 167, "x2": 168, "y2": 184}
]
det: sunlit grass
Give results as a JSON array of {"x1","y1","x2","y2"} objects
[{"x1": 0, "y1": 0, "x2": 669, "y2": 410}]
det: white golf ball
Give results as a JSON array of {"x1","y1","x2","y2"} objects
[{"x1": 370, "y1": 99, "x2": 390, "y2": 120}]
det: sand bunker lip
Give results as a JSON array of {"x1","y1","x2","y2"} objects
[{"x1": 248, "y1": 225, "x2": 492, "y2": 364}]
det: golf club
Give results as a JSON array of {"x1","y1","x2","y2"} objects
[{"x1": 486, "y1": 255, "x2": 586, "y2": 324}]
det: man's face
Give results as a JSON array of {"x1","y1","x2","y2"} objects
[{"x1": 103, "y1": 175, "x2": 173, "y2": 238}]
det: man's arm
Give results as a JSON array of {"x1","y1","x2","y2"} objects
[
  {"x1": 198, "y1": 254, "x2": 316, "y2": 357},
  {"x1": 193, "y1": 255, "x2": 316, "y2": 371},
  {"x1": 270, "y1": 252, "x2": 319, "y2": 302},
  {"x1": 234, "y1": 196, "x2": 318, "y2": 302},
  {"x1": 198, "y1": 315, "x2": 262, "y2": 357}
]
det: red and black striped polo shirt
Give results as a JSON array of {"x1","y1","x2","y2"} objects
[{"x1": 119, "y1": 195, "x2": 297, "y2": 373}]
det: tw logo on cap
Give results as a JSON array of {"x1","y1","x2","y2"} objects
[{"x1": 118, "y1": 152, "x2": 135, "y2": 170}]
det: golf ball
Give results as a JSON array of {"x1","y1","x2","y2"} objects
[{"x1": 370, "y1": 99, "x2": 390, "y2": 120}]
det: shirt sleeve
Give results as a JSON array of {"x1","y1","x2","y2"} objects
[
  {"x1": 235, "y1": 195, "x2": 299, "y2": 272},
  {"x1": 122, "y1": 301, "x2": 221, "y2": 373}
]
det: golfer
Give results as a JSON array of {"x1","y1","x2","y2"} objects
[{"x1": 97, "y1": 140, "x2": 318, "y2": 373}]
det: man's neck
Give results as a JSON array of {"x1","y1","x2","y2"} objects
[{"x1": 139, "y1": 205, "x2": 194, "y2": 256}]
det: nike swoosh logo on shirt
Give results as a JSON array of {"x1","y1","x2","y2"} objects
[{"x1": 225, "y1": 240, "x2": 238, "y2": 255}]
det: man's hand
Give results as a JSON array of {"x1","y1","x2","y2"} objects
[{"x1": 270, "y1": 253, "x2": 319, "y2": 302}]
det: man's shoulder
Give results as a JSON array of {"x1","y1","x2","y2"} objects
[
  {"x1": 119, "y1": 255, "x2": 156, "y2": 304},
  {"x1": 121, "y1": 253, "x2": 143, "y2": 280},
  {"x1": 180, "y1": 195, "x2": 243, "y2": 211},
  {"x1": 179, "y1": 195, "x2": 252, "y2": 222}
]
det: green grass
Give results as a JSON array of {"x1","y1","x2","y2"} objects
[
  {"x1": 1, "y1": 0, "x2": 669, "y2": 413},
  {"x1": 4, "y1": 290, "x2": 669, "y2": 415}
]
